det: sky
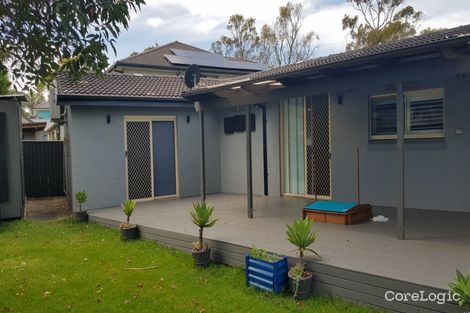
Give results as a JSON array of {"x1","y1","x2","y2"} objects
[{"x1": 111, "y1": 0, "x2": 470, "y2": 63}]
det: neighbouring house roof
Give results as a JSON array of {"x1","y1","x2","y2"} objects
[
  {"x1": 22, "y1": 117, "x2": 47, "y2": 129},
  {"x1": 112, "y1": 41, "x2": 269, "y2": 72},
  {"x1": 183, "y1": 24, "x2": 470, "y2": 98},
  {"x1": 56, "y1": 73, "x2": 226, "y2": 101}
]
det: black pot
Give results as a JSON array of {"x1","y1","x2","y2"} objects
[
  {"x1": 120, "y1": 225, "x2": 139, "y2": 241},
  {"x1": 289, "y1": 271, "x2": 313, "y2": 300},
  {"x1": 192, "y1": 248, "x2": 211, "y2": 267},
  {"x1": 73, "y1": 211, "x2": 88, "y2": 222}
]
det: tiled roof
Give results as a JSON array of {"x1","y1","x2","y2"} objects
[
  {"x1": 117, "y1": 41, "x2": 205, "y2": 67},
  {"x1": 114, "y1": 41, "x2": 266, "y2": 71},
  {"x1": 184, "y1": 24, "x2": 470, "y2": 96},
  {"x1": 56, "y1": 73, "x2": 225, "y2": 100}
]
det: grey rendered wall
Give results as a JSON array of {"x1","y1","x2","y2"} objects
[
  {"x1": 0, "y1": 99, "x2": 23, "y2": 218},
  {"x1": 255, "y1": 57, "x2": 470, "y2": 212},
  {"x1": 217, "y1": 103, "x2": 281, "y2": 196},
  {"x1": 66, "y1": 102, "x2": 220, "y2": 210}
]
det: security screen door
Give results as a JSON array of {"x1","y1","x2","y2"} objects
[
  {"x1": 125, "y1": 118, "x2": 177, "y2": 201},
  {"x1": 282, "y1": 94, "x2": 331, "y2": 198}
]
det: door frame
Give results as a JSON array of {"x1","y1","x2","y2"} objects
[
  {"x1": 280, "y1": 94, "x2": 332, "y2": 200},
  {"x1": 124, "y1": 115, "x2": 179, "y2": 201}
]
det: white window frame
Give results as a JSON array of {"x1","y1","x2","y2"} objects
[
  {"x1": 405, "y1": 88, "x2": 445, "y2": 139},
  {"x1": 369, "y1": 88, "x2": 445, "y2": 141}
]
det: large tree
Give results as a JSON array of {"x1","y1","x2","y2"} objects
[
  {"x1": 211, "y1": 2, "x2": 318, "y2": 67},
  {"x1": 0, "y1": 0, "x2": 145, "y2": 90},
  {"x1": 211, "y1": 14, "x2": 260, "y2": 60},
  {"x1": 259, "y1": 2, "x2": 319, "y2": 66},
  {"x1": 342, "y1": 0, "x2": 423, "y2": 51}
]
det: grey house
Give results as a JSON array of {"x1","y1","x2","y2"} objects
[
  {"x1": 0, "y1": 95, "x2": 24, "y2": 219},
  {"x1": 56, "y1": 42, "x2": 268, "y2": 210},
  {"x1": 182, "y1": 25, "x2": 470, "y2": 237},
  {"x1": 57, "y1": 26, "x2": 470, "y2": 236}
]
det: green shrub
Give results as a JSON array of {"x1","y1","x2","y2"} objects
[
  {"x1": 250, "y1": 245, "x2": 282, "y2": 263},
  {"x1": 74, "y1": 190, "x2": 88, "y2": 211},
  {"x1": 449, "y1": 270, "x2": 470, "y2": 307}
]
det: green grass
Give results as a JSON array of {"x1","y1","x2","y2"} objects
[{"x1": 0, "y1": 220, "x2": 381, "y2": 313}]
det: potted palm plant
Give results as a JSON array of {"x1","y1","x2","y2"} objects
[
  {"x1": 73, "y1": 190, "x2": 88, "y2": 222},
  {"x1": 286, "y1": 218, "x2": 320, "y2": 300},
  {"x1": 190, "y1": 201, "x2": 217, "y2": 267},
  {"x1": 120, "y1": 199, "x2": 138, "y2": 240},
  {"x1": 449, "y1": 270, "x2": 470, "y2": 308}
]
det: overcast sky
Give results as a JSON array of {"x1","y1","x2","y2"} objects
[{"x1": 111, "y1": 0, "x2": 470, "y2": 63}]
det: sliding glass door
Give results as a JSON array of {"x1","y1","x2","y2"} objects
[
  {"x1": 282, "y1": 94, "x2": 331, "y2": 198},
  {"x1": 282, "y1": 97, "x2": 305, "y2": 194}
]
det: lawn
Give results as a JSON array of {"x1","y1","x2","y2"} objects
[{"x1": 0, "y1": 220, "x2": 381, "y2": 313}]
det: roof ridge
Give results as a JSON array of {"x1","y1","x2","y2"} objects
[
  {"x1": 118, "y1": 41, "x2": 208, "y2": 63},
  {"x1": 183, "y1": 23, "x2": 470, "y2": 96}
]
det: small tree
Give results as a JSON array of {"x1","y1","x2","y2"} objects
[
  {"x1": 286, "y1": 218, "x2": 320, "y2": 272},
  {"x1": 121, "y1": 200, "x2": 136, "y2": 228},
  {"x1": 74, "y1": 190, "x2": 88, "y2": 212},
  {"x1": 190, "y1": 202, "x2": 218, "y2": 251}
]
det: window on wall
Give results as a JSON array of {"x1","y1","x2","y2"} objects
[
  {"x1": 406, "y1": 89, "x2": 444, "y2": 138},
  {"x1": 369, "y1": 88, "x2": 445, "y2": 140},
  {"x1": 282, "y1": 97, "x2": 305, "y2": 194},
  {"x1": 370, "y1": 94, "x2": 397, "y2": 140}
]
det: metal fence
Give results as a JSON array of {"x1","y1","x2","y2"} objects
[{"x1": 23, "y1": 141, "x2": 65, "y2": 198}]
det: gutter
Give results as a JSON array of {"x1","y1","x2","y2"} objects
[
  {"x1": 182, "y1": 35, "x2": 470, "y2": 98},
  {"x1": 58, "y1": 94, "x2": 190, "y2": 103}
]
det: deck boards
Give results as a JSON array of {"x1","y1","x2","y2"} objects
[{"x1": 88, "y1": 193, "x2": 470, "y2": 313}]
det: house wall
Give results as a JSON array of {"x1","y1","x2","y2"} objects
[
  {"x1": 242, "y1": 57, "x2": 470, "y2": 212},
  {"x1": 65, "y1": 102, "x2": 221, "y2": 210},
  {"x1": 0, "y1": 99, "x2": 23, "y2": 219},
  {"x1": 217, "y1": 103, "x2": 281, "y2": 196}
]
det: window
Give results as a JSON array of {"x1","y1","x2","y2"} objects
[
  {"x1": 369, "y1": 88, "x2": 445, "y2": 140},
  {"x1": 370, "y1": 94, "x2": 397, "y2": 139},
  {"x1": 406, "y1": 89, "x2": 444, "y2": 138}
]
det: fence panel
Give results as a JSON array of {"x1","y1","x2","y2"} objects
[{"x1": 23, "y1": 141, "x2": 65, "y2": 198}]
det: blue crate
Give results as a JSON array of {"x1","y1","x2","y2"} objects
[{"x1": 245, "y1": 255, "x2": 288, "y2": 294}]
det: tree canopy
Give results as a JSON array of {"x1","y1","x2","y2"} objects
[
  {"x1": 211, "y1": 14, "x2": 260, "y2": 61},
  {"x1": 342, "y1": 0, "x2": 423, "y2": 50},
  {"x1": 0, "y1": 67, "x2": 11, "y2": 95},
  {"x1": 260, "y1": 2, "x2": 319, "y2": 66},
  {"x1": 0, "y1": 0, "x2": 145, "y2": 90},
  {"x1": 211, "y1": 2, "x2": 319, "y2": 67}
]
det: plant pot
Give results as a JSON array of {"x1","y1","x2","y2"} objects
[
  {"x1": 245, "y1": 255, "x2": 288, "y2": 294},
  {"x1": 73, "y1": 211, "x2": 88, "y2": 222},
  {"x1": 192, "y1": 248, "x2": 211, "y2": 267},
  {"x1": 289, "y1": 271, "x2": 313, "y2": 300},
  {"x1": 120, "y1": 225, "x2": 139, "y2": 241}
]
